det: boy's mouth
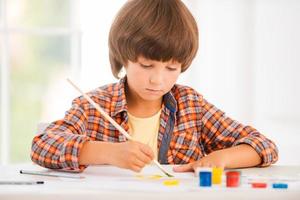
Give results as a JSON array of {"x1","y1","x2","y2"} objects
[{"x1": 146, "y1": 88, "x2": 163, "y2": 94}]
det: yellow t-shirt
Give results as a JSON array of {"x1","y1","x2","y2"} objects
[{"x1": 128, "y1": 110, "x2": 161, "y2": 161}]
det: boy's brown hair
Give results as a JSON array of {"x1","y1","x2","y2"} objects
[{"x1": 109, "y1": 0, "x2": 199, "y2": 79}]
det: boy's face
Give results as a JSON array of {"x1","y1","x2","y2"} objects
[{"x1": 125, "y1": 56, "x2": 182, "y2": 102}]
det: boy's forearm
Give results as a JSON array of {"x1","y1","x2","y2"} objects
[
  {"x1": 218, "y1": 144, "x2": 262, "y2": 168},
  {"x1": 79, "y1": 141, "x2": 115, "y2": 165}
]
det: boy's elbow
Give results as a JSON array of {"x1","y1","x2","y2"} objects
[
  {"x1": 30, "y1": 135, "x2": 45, "y2": 168},
  {"x1": 260, "y1": 141, "x2": 279, "y2": 167},
  {"x1": 30, "y1": 135, "x2": 61, "y2": 169},
  {"x1": 30, "y1": 135, "x2": 40, "y2": 164}
]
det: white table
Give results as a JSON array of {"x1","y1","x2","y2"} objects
[{"x1": 0, "y1": 163, "x2": 299, "y2": 200}]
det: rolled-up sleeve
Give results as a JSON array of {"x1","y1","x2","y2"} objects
[
  {"x1": 200, "y1": 97, "x2": 278, "y2": 167},
  {"x1": 31, "y1": 98, "x2": 90, "y2": 171}
]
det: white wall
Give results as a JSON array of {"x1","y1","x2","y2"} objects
[
  {"x1": 77, "y1": 0, "x2": 300, "y2": 165},
  {"x1": 252, "y1": 0, "x2": 300, "y2": 165},
  {"x1": 184, "y1": 0, "x2": 300, "y2": 165}
]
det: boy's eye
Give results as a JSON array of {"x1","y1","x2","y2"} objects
[
  {"x1": 167, "y1": 67, "x2": 178, "y2": 71},
  {"x1": 140, "y1": 64, "x2": 152, "y2": 68}
]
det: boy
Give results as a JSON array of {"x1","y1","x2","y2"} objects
[{"x1": 31, "y1": 0, "x2": 278, "y2": 173}]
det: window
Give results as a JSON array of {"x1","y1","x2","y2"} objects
[{"x1": 0, "y1": 0, "x2": 80, "y2": 164}]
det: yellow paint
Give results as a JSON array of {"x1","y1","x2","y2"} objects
[
  {"x1": 163, "y1": 179, "x2": 180, "y2": 186},
  {"x1": 149, "y1": 174, "x2": 163, "y2": 180},
  {"x1": 135, "y1": 174, "x2": 163, "y2": 180},
  {"x1": 135, "y1": 174, "x2": 145, "y2": 179},
  {"x1": 212, "y1": 167, "x2": 223, "y2": 184}
]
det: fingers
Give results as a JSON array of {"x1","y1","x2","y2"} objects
[
  {"x1": 125, "y1": 141, "x2": 154, "y2": 172},
  {"x1": 131, "y1": 164, "x2": 144, "y2": 172},
  {"x1": 126, "y1": 154, "x2": 146, "y2": 172},
  {"x1": 138, "y1": 143, "x2": 154, "y2": 162},
  {"x1": 193, "y1": 161, "x2": 225, "y2": 170},
  {"x1": 132, "y1": 144, "x2": 153, "y2": 170},
  {"x1": 192, "y1": 162, "x2": 212, "y2": 170},
  {"x1": 173, "y1": 161, "x2": 225, "y2": 174},
  {"x1": 173, "y1": 163, "x2": 194, "y2": 172}
]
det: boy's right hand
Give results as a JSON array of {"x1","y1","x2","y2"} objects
[{"x1": 109, "y1": 141, "x2": 154, "y2": 172}]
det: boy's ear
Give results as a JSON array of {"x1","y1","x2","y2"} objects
[{"x1": 118, "y1": 67, "x2": 127, "y2": 79}]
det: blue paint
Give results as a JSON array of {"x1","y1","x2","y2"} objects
[
  {"x1": 199, "y1": 171, "x2": 212, "y2": 187},
  {"x1": 272, "y1": 183, "x2": 288, "y2": 189}
]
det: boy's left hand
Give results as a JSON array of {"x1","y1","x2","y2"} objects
[{"x1": 172, "y1": 150, "x2": 227, "y2": 172}]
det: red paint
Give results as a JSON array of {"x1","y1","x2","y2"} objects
[
  {"x1": 252, "y1": 182, "x2": 267, "y2": 188},
  {"x1": 226, "y1": 171, "x2": 240, "y2": 187}
]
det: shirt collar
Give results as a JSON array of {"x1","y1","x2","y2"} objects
[
  {"x1": 110, "y1": 77, "x2": 178, "y2": 117},
  {"x1": 110, "y1": 77, "x2": 128, "y2": 117},
  {"x1": 163, "y1": 89, "x2": 177, "y2": 114}
]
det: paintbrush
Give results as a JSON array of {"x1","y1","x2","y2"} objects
[{"x1": 67, "y1": 78, "x2": 174, "y2": 177}]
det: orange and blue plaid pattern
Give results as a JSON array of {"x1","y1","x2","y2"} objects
[{"x1": 31, "y1": 78, "x2": 278, "y2": 171}]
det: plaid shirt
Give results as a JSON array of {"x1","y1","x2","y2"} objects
[{"x1": 31, "y1": 78, "x2": 278, "y2": 171}]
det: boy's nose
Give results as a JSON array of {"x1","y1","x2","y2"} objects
[{"x1": 149, "y1": 73, "x2": 163, "y2": 85}]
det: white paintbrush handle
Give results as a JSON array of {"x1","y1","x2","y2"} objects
[
  {"x1": 67, "y1": 79, "x2": 132, "y2": 140},
  {"x1": 67, "y1": 79, "x2": 172, "y2": 176}
]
